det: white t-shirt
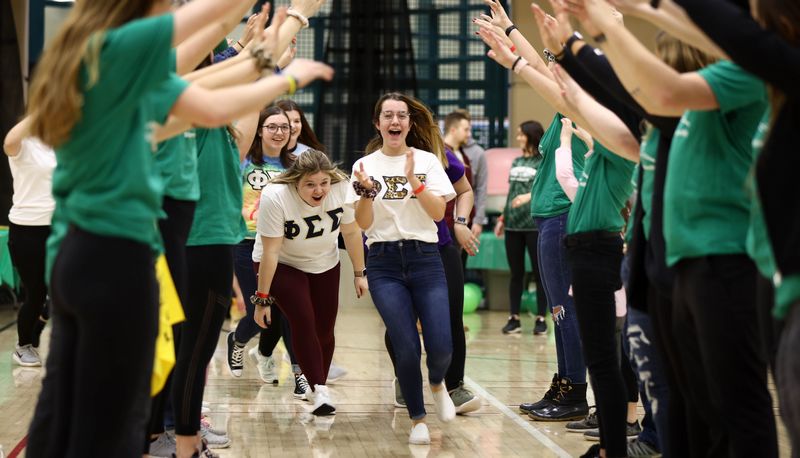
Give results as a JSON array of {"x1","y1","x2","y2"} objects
[
  {"x1": 8, "y1": 137, "x2": 56, "y2": 226},
  {"x1": 252, "y1": 180, "x2": 355, "y2": 273},
  {"x1": 345, "y1": 148, "x2": 456, "y2": 246}
]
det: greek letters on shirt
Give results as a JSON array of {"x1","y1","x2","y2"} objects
[
  {"x1": 283, "y1": 207, "x2": 345, "y2": 240},
  {"x1": 247, "y1": 168, "x2": 282, "y2": 191},
  {"x1": 370, "y1": 174, "x2": 427, "y2": 200}
]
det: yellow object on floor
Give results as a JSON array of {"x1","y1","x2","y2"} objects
[{"x1": 152, "y1": 255, "x2": 185, "y2": 396}]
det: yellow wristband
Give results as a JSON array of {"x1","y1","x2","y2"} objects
[{"x1": 285, "y1": 74, "x2": 297, "y2": 95}]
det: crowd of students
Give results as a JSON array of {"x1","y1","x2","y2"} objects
[{"x1": 3, "y1": 0, "x2": 799, "y2": 456}]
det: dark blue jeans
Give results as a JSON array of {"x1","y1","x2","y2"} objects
[
  {"x1": 534, "y1": 213, "x2": 586, "y2": 383},
  {"x1": 368, "y1": 240, "x2": 453, "y2": 420}
]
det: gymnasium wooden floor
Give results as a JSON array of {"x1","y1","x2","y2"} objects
[{"x1": 0, "y1": 295, "x2": 792, "y2": 457}]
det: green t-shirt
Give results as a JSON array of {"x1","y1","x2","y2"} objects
[
  {"x1": 639, "y1": 127, "x2": 658, "y2": 239},
  {"x1": 46, "y1": 14, "x2": 175, "y2": 278},
  {"x1": 530, "y1": 114, "x2": 588, "y2": 218},
  {"x1": 147, "y1": 54, "x2": 200, "y2": 202},
  {"x1": 187, "y1": 127, "x2": 247, "y2": 246},
  {"x1": 504, "y1": 155, "x2": 542, "y2": 231},
  {"x1": 567, "y1": 142, "x2": 635, "y2": 234},
  {"x1": 663, "y1": 61, "x2": 768, "y2": 266},
  {"x1": 242, "y1": 156, "x2": 285, "y2": 238}
]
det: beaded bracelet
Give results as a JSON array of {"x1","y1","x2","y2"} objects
[{"x1": 353, "y1": 181, "x2": 378, "y2": 199}]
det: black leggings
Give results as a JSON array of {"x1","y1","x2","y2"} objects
[
  {"x1": 566, "y1": 233, "x2": 627, "y2": 457},
  {"x1": 172, "y1": 244, "x2": 233, "y2": 436},
  {"x1": 147, "y1": 197, "x2": 196, "y2": 442},
  {"x1": 8, "y1": 222, "x2": 50, "y2": 347},
  {"x1": 385, "y1": 242, "x2": 466, "y2": 388},
  {"x1": 27, "y1": 227, "x2": 158, "y2": 458},
  {"x1": 504, "y1": 230, "x2": 547, "y2": 316}
]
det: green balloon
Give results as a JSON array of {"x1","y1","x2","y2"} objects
[
  {"x1": 521, "y1": 290, "x2": 537, "y2": 313},
  {"x1": 463, "y1": 283, "x2": 482, "y2": 314}
]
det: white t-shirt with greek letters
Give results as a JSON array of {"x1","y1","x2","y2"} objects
[
  {"x1": 252, "y1": 180, "x2": 354, "y2": 273},
  {"x1": 345, "y1": 148, "x2": 456, "y2": 246}
]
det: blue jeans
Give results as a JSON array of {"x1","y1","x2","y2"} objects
[
  {"x1": 368, "y1": 240, "x2": 453, "y2": 420},
  {"x1": 534, "y1": 213, "x2": 586, "y2": 383}
]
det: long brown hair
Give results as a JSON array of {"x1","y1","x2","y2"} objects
[
  {"x1": 275, "y1": 99, "x2": 326, "y2": 153},
  {"x1": 271, "y1": 149, "x2": 348, "y2": 186},
  {"x1": 365, "y1": 92, "x2": 447, "y2": 168},
  {"x1": 249, "y1": 106, "x2": 293, "y2": 168},
  {"x1": 27, "y1": 1, "x2": 158, "y2": 147}
]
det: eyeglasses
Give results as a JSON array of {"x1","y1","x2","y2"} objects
[
  {"x1": 380, "y1": 111, "x2": 410, "y2": 122},
  {"x1": 263, "y1": 124, "x2": 291, "y2": 134}
]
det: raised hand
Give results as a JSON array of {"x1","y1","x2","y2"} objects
[
  {"x1": 560, "y1": 116, "x2": 575, "y2": 145},
  {"x1": 404, "y1": 150, "x2": 416, "y2": 181},
  {"x1": 481, "y1": 0, "x2": 514, "y2": 31},
  {"x1": 531, "y1": 4, "x2": 565, "y2": 52},
  {"x1": 354, "y1": 162, "x2": 374, "y2": 190},
  {"x1": 240, "y1": 13, "x2": 259, "y2": 47},
  {"x1": 607, "y1": 0, "x2": 649, "y2": 14},
  {"x1": 290, "y1": 0, "x2": 326, "y2": 20},
  {"x1": 477, "y1": 28, "x2": 518, "y2": 69},
  {"x1": 282, "y1": 58, "x2": 335, "y2": 88},
  {"x1": 246, "y1": 2, "x2": 270, "y2": 51},
  {"x1": 552, "y1": 64, "x2": 586, "y2": 111},
  {"x1": 564, "y1": 0, "x2": 619, "y2": 33},
  {"x1": 472, "y1": 15, "x2": 514, "y2": 49},
  {"x1": 276, "y1": 37, "x2": 297, "y2": 69}
]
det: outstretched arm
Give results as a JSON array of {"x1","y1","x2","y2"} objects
[{"x1": 566, "y1": 0, "x2": 718, "y2": 116}]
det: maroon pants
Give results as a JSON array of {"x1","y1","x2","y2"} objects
[{"x1": 269, "y1": 262, "x2": 341, "y2": 388}]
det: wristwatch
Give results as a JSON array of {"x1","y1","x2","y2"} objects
[
  {"x1": 354, "y1": 268, "x2": 367, "y2": 278},
  {"x1": 455, "y1": 216, "x2": 469, "y2": 226}
]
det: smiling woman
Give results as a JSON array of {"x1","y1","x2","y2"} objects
[{"x1": 250, "y1": 149, "x2": 366, "y2": 417}]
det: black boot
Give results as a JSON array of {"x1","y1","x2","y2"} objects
[
  {"x1": 519, "y1": 373, "x2": 559, "y2": 413},
  {"x1": 527, "y1": 377, "x2": 589, "y2": 421}
]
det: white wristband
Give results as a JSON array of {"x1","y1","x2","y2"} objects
[
  {"x1": 286, "y1": 8, "x2": 310, "y2": 29},
  {"x1": 512, "y1": 57, "x2": 529, "y2": 75}
]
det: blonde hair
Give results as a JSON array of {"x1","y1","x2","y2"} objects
[
  {"x1": 27, "y1": 1, "x2": 157, "y2": 147},
  {"x1": 365, "y1": 92, "x2": 448, "y2": 169},
  {"x1": 271, "y1": 149, "x2": 348, "y2": 186},
  {"x1": 654, "y1": 32, "x2": 717, "y2": 74}
]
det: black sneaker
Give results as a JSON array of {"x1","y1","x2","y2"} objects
[
  {"x1": 579, "y1": 444, "x2": 601, "y2": 458},
  {"x1": 294, "y1": 373, "x2": 311, "y2": 401},
  {"x1": 519, "y1": 373, "x2": 559, "y2": 413},
  {"x1": 502, "y1": 317, "x2": 521, "y2": 334},
  {"x1": 627, "y1": 438, "x2": 661, "y2": 457},
  {"x1": 226, "y1": 332, "x2": 245, "y2": 378},
  {"x1": 565, "y1": 407, "x2": 598, "y2": 432},
  {"x1": 583, "y1": 420, "x2": 642, "y2": 441},
  {"x1": 533, "y1": 317, "x2": 547, "y2": 335}
]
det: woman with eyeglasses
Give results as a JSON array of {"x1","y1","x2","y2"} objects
[
  {"x1": 347, "y1": 92, "x2": 457, "y2": 445},
  {"x1": 227, "y1": 106, "x2": 303, "y2": 393}
]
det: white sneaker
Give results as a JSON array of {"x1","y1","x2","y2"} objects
[
  {"x1": 432, "y1": 383, "x2": 456, "y2": 422},
  {"x1": 408, "y1": 423, "x2": 431, "y2": 445},
  {"x1": 311, "y1": 384, "x2": 336, "y2": 416},
  {"x1": 200, "y1": 424, "x2": 231, "y2": 449},
  {"x1": 248, "y1": 347, "x2": 278, "y2": 384},
  {"x1": 12, "y1": 344, "x2": 41, "y2": 367},
  {"x1": 327, "y1": 363, "x2": 348, "y2": 383},
  {"x1": 148, "y1": 432, "x2": 176, "y2": 457}
]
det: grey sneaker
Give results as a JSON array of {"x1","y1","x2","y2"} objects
[
  {"x1": 566, "y1": 407, "x2": 598, "y2": 432},
  {"x1": 583, "y1": 420, "x2": 642, "y2": 441},
  {"x1": 449, "y1": 382, "x2": 481, "y2": 414},
  {"x1": 627, "y1": 438, "x2": 661, "y2": 457},
  {"x1": 393, "y1": 378, "x2": 406, "y2": 408},
  {"x1": 200, "y1": 424, "x2": 231, "y2": 449},
  {"x1": 148, "y1": 432, "x2": 176, "y2": 457},
  {"x1": 249, "y1": 347, "x2": 278, "y2": 384},
  {"x1": 327, "y1": 363, "x2": 348, "y2": 383},
  {"x1": 12, "y1": 344, "x2": 41, "y2": 367}
]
